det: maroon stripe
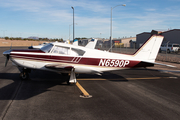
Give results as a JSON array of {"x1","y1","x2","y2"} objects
[{"x1": 12, "y1": 49, "x2": 45, "y2": 53}]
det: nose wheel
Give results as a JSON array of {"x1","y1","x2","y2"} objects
[{"x1": 20, "y1": 69, "x2": 30, "y2": 80}]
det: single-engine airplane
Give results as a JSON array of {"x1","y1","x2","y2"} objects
[{"x1": 3, "y1": 35, "x2": 173, "y2": 84}]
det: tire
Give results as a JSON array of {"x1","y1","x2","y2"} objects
[
  {"x1": 20, "y1": 72, "x2": 29, "y2": 80},
  {"x1": 66, "y1": 79, "x2": 70, "y2": 85}
]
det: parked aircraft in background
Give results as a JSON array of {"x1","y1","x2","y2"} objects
[
  {"x1": 28, "y1": 42, "x2": 49, "y2": 49},
  {"x1": 29, "y1": 38, "x2": 97, "y2": 50},
  {"x1": 3, "y1": 35, "x2": 173, "y2": 84}
]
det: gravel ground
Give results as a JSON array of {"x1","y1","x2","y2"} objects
[{"x1": 156, "y1": 53, "x2": 180, "y2": 64}]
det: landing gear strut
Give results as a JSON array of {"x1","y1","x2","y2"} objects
[
  {"x1": 64, "y1": 68, "x2": 77, "y2": 85},
  {"x1": 20, "y1": 68, "x2": 30, "y2": 80}
]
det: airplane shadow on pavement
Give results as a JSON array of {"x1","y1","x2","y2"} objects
[
  {"x1": 0, "y1": 68, "x2": 176, "y2": 100},
  {"x1": 0, "y1": 69, "x2": 129, "y2": 100},
  {"x1": 0, "y1": 70, "x2": 72, "y2": 100}
]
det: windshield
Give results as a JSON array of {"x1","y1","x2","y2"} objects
[{"x1": 40, "y1": 43, "x2": 54, "y2": 53}]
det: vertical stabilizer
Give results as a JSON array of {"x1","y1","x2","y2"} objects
[
  {"x1": 85, "y1": 39, "x2": 97, "y2": 49},
  {"x1": 134, "y1": 35, "x2": 164, "y2": 62},
  {"x1": 73, "y1": 39, "x2": 78, "y2": 46}
]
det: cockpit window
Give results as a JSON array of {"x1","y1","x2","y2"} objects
[{"x1": 40, "y1": 43, "x2": 54, "y2": 53}]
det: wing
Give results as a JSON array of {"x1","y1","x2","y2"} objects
[
  {"x1": 45, "y1": 64, "x2": 77, "y2": 83},
  {"x1": 45, "y1": 64, "x2": 74, "y2": 71}
]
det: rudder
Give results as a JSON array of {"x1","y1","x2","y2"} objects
[{"x1": 134, "y1": 35, "x2": 164, "y2": 62}]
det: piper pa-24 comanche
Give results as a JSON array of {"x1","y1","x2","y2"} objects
[{"x1": 3, "y1": 35, "x2": 173, "y2": 84}]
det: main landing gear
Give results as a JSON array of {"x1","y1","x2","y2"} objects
[
  {"x1": 62, "y1": 68, "x2": 77, "y2": 85},
  {"x1": 20, "y1": 68, "x2": 31, "y2": 80}
]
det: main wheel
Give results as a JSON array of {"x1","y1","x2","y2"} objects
[
  {"x1": 66, "y1": 79, "x2": 70, "y2": 85},
  {"x1": 20, "y1": 72, "x2": 29, "y2": 80}
]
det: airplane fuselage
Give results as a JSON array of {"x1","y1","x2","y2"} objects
[{"x1": 9, "y1": 48, "x2": 152, "y2": 74}]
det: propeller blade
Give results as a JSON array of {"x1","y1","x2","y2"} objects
[{"x1": 5, "y1": 55, "x2": 9, "y2": 67}]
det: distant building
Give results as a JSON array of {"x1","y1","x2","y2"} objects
[
  {"x1": 121, "y1": 37, "x2": 136, "y2": 48},
  {"x1": 136, "y1": 29, "x2": 180, "y2": 48},
  {"x1": 161, "y1": 29, "x2": 180, "y2": 44},
  {"x1": 79, "y1": 37, "x2": 136, "y2": 49}
]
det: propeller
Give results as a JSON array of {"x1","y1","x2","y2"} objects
[
  {"x1": 5, "y1": 54, "x2": 10, "y2": 67},
  {"x1": 3, "y1": 45, "x2": 12, "y2": 67}
]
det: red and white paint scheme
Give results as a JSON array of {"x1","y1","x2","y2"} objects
[{"x1": 3, "y1": 35, "x2": 170, "y2": 84}]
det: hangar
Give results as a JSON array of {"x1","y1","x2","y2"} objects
[{"x1": 136, "y1": 29, "x2": 180, "y2": 48}]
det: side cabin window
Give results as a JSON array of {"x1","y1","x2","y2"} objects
[
  {"x1": 71, "y1": 48, "x2": 85, "y2": 56},
  {"x1": 51, "y1": 45, "x2": 85, "y2": 56},
  {"x1": 52, "y1": 46, "x2": 70, "y2": 55}
]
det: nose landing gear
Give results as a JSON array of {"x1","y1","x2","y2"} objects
[{"x1": 20, "y1": 68, "x2": 31, "y2": 80}]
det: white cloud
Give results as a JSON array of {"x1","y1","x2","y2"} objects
[{"x1": 1, "y1": 0, "x2": 180, "y2": 38}]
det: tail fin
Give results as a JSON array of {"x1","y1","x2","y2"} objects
[
  {"x1": 73, "y1": 39, "x2": 78, "y2": 46},
  {"x1": 85, "y1": 38, "x2": 97, "y2": 49},
  {"x1": 134, "y1": 35, "x2": 164, "y2": 62}
]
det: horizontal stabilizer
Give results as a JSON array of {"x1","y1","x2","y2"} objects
[
  {"x1": 143, "y1": 61, "x2": 176, "y2": 68},
  {"x1": 153, "y1": 62, "x2": 176, "y2": 68}
]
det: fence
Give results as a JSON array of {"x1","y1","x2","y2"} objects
[{"x1": 95, "y1": 43, "x2": 180, "y2": 64}]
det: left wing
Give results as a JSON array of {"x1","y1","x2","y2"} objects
[
  {"x1": 45, "y1": 64, "x2": 76, "y2": 83},
  {"x1": 45, "y1": 64, "x2": 74, "y2": 71}
]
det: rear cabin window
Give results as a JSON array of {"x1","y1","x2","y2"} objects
[{"x1": 71, "y1": 48, "x2": 85, "y2": 56}]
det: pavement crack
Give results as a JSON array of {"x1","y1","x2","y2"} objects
[{"x1": 2, "y1": 80, "x2": 23, "y2": 120}]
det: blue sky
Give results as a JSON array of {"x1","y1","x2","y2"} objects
[{"x1": 0, "y1": 0, "x2": 180, "y2": 40}]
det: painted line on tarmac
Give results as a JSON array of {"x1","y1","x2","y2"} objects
[
  {"x1": 159, "y1": 70, "x2": 180, "y2": 73},
  {"x1": 77, "y1": 77, "x2": 178, "y2": 81},
  {"x1": 76, "y1": 82, "x2": 92, "y2": 98}
]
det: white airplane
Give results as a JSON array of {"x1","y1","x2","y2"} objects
[
  {"x1": 85, "y1": 38, "x2": 97, "y2": 49},
  {"x1": 3, "y1": 35, "x2": 173, "y2": 84},
  {"x1": 72, "y1": 39, "x2": 78, "y2": 46},
  {"x1": 28, "y1": 42, "x2": 49, "y2": 49},
  {"x1": 73, "y1": 38, "x2": 98, "y2": 49}
]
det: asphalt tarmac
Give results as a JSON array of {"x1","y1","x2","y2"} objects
[{"x1": 0, "y1": 47, "x2": 180, "y2": 120}]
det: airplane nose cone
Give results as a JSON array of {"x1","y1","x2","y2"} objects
[{"x1": 3, "y1": 49, "x2": 11, "y2": 56}]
